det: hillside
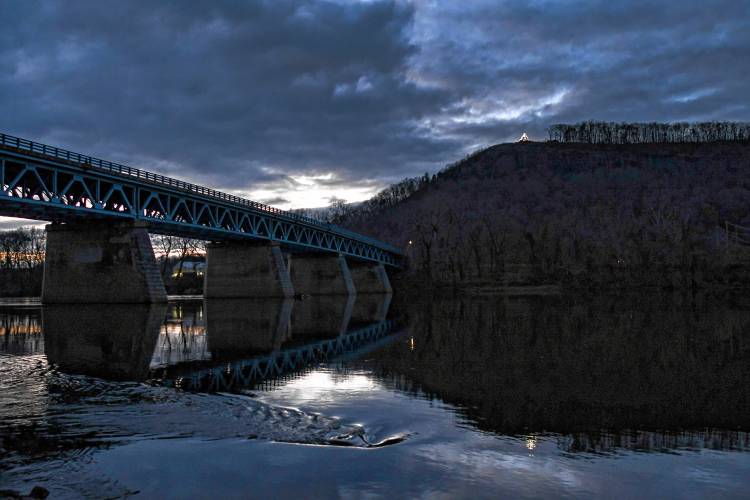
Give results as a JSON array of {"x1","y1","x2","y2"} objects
[{"x1": 341, "y1": 140, "x2": 750, "y2": 290}]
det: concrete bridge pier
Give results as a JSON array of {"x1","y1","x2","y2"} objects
[
  {"x1": 349, "y1": 261, "x2": 392, "y2": 294},
  {"x1": 204, "y1": 240, "x2": 294, "y2": 299},
  {"x1": 42, "y1": 222, "x2": 167, "y2": 304},
  {"x1": 290, "y1": 253, "x2": 356, "y2": 295}
]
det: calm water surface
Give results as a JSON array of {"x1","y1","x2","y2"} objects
[{"x1": 1, "y1": 292, "x2": 749, "y2": 498}]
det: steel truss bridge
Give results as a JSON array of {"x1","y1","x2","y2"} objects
[
  {"x1": 0, "y1": 133, "x2": 402, "y2": 266},
  {"x1": 157, "y1": 319, "x2": 397, "y2": 392}
]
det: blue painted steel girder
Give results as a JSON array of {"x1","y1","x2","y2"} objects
[{"x1": 0, "y1": 134, "x2": 402, "y2": 267}]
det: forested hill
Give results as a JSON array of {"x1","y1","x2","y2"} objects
[{"x1": 340, "y1": 140, "x2": 750, "y2": 290}]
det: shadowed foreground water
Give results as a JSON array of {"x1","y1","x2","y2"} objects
[{"x1": 1, "y1": 292, "x2": 749, "y2": 498}]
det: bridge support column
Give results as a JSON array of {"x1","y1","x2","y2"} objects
[
  {"x1": 204, "y1": 241, "x2": 294, "y2": 299},
  {"x1": 349, "y1": 261, "x2": 392, "y2": 294},
  {"x1": 290, "y1": 253, "x2": 355, "y2": 296},
  {"x1": 42, "y1": 222, "x2": 167, "y2": 304}
]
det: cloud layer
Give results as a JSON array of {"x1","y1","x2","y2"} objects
[{"x1": 1, "y1": 0, "x2": 748, "y2": 209}]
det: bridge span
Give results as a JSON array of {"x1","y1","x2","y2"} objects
[{"x1": 0, "y1": 133, "x2": 399, "y2": 303}]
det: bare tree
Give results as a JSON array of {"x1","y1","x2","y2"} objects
[
  {"x1": 150, "y1": 235, "x2": 206, "y2": 278},
  {"x1": 0, "y1": 227, "x2": 45, "y2": 270},
  {"x1": 548, "y1": 121, "x2": 750, "y2": 144}
]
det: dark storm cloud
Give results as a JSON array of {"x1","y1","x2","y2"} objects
[
  {"x1": 0, "y1": 0, "x2": 748, "y2": 204},
  {"x1": 0, "y1": 0, "x2": 451, "y2": 192},
  {"x1": 411, "y1": 0, "x2": 750, "y2": 144}
]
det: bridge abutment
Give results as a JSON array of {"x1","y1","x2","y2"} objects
[
  {"x1": 42, "y1": 222, "x2": 167, "y2": 304},
  {"x1": 203, "y1": 241, "x2": 294, "y2": 299},
  {"x1": 349, "y1": 262, "x2": 392, "y2": 294},
  {"x1": 290, "y1": 253, "x2": 356, "y2": 295}
]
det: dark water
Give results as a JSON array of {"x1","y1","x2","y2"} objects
[{"x1": 1, "y1": 292, "x2": 750, "y2": 498}]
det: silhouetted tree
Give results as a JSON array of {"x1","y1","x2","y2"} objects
[
  {"x1": 0, "y1": 227, "x2": 45, "y2": 270},
  {"x1": 548, "y1": 121, "x2": 750, "y2": 144}
]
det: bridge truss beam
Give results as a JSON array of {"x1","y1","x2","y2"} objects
[{"x1": 0, "y1": 141, "x2": 402, "y2": 267}]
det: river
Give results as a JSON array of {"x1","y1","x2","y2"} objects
[{"x1": 1, "y1": 292, "x2": 749, "y2": 498}]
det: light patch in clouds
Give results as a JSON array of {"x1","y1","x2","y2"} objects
[
  {"x1": 444, "y1": 89, "x2": 571, "y2": 127},
  {"x1": 246, "y1": 173, "x2": 381, "y2": 209},
  {"x1": 0, "y1": 217, "x2": 46, "y2": 231},
  {"x1": 333, "y1": 76, "x2": 375, "y2": 97},
  {"x1": 668, "y1": 87, "x2": 719, "y2": 104}
]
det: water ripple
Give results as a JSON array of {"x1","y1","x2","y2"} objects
[{"x1": 0, "y1": 352, "x2": 404, "y2": 476}]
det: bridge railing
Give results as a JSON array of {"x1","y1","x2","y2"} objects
[{"x1": 0, "y1": 132, "x2": 401, "y2": 255}]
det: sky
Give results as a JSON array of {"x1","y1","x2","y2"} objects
[{"x1": 1, "y1": 0, "x2": 748, "y2": 226}]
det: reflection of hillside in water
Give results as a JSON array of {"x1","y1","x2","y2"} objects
[{"x1": 373, "y1": 293, "x2": 750, "y2": 453}]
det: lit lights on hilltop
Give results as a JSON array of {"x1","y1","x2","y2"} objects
[{"x1": 526, "y1": 435, "x2": 537, "y2": 451}]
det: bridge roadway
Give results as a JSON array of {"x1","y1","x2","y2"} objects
[{"x1": 0, "y1": 133, "x2": 399, "y2": 303}]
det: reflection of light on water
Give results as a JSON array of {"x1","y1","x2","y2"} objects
[
  {"x1": 0, "y1": 324, "x2": 42, "y2": 336},
  {"x1": 268, "y1": 370, "x2": 378, "y2": 404},
  {"x1": 526, "y1": 436, "x2": 537, "y2": 451},
  {"x1": 151, "y1": 323, "x2": 210, "y2": 367},
  {"x1": 291, "y1": 371, "x2": 376, "y2": 391},
  {"x1": 409, "y1": 337, "x2": 415, "y2": 351},
  {"x1": 0, "y1": 314, "x2": 44, "y2": 355}
]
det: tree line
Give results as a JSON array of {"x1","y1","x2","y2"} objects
[
  {"x1": 0, "y1": 227, "x2": 45, "y2": 270},
  {"x1": 0, "y1": 227, "x2": 46, "y2": 296},
  {"x1": 150, "y1": 235, "x2": 205, "y2": 277},
  {"x1": 328, "y1": 148, "x2": 492, "y2": 227},
  {"x1": 548, "y1": 121, "x2": 750, "y2": 144}
]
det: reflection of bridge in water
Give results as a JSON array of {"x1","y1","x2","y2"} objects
[
  {"x1": 4, "y1": 292, "x2": 750, "y2": 455},
  {"x1": 38, "y1": 293, "x2": 395, "y2": 387},
  {"x1": 159, "y1": 319, "x2": 396, "y2": 392}
]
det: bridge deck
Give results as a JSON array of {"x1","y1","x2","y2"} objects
[{"x1": 0, "y1": 133, "x2": 402, "y2": 266}]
